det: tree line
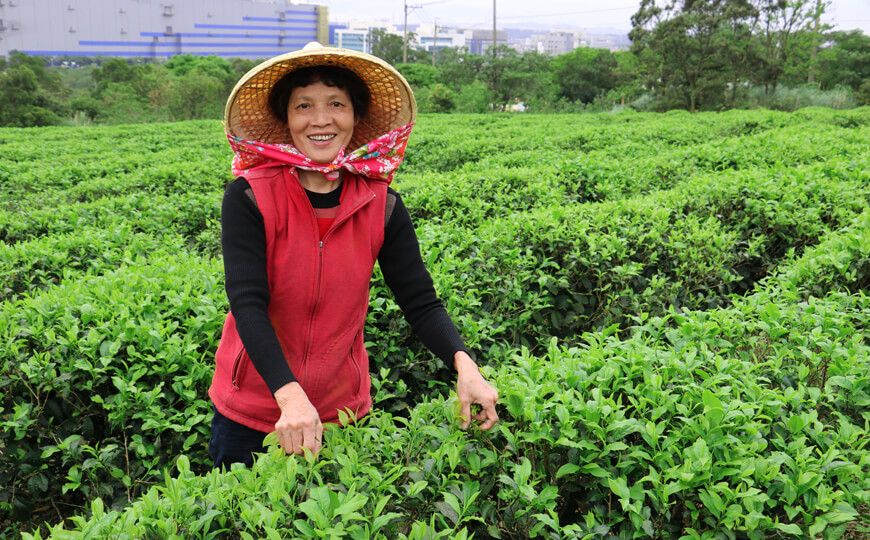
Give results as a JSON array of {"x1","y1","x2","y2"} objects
[{"x1": 0, "y1": 0, "x2": 868, "y2": 127}]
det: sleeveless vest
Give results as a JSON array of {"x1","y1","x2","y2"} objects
[{"x1": 209, "y1": 166, "x2": 387, "y2": 432}]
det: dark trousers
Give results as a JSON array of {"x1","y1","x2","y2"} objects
[{"x1": 209, "y1": 406, "x2": 268, "y2": 469}]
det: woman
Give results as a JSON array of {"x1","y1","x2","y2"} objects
[{"x1": 209, "y1": 43, "x2": 499, "y2": 468}]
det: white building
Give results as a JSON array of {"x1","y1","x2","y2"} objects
[
  {"x1": 414, "y1": 23, "x2": 467, "y2": 54},
  {"x1": 333, "y1": 19, "x2": 393, "y2": 54},
  {"x1": 542, "y1": 29, "x2": 589, "y2": 56}
]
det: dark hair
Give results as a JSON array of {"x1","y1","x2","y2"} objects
[{"x1": 268, "y1": 65, "x2": 370, "y2": 122}]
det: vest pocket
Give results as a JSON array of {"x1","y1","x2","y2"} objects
[
  {"x1": 230, "y1": 347, "x2": 245, "y2": 391},
  {"x1": 349, "y1": 345, "x2": 362, "y2": 397}
]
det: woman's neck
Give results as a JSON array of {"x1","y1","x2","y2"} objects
[{"x1": 297, "y1": 168, "x2": 342, "y2": 194}]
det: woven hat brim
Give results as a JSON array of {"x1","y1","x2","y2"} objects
[{"x1": 225, "y1": 47, "x2": 416, "y2": 151}]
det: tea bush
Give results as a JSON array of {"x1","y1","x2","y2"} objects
[
  {"x1": 0, "y1": 252, "x2": 225, "y2": 525},
  {"x1": 28, "y1": 273, "x2": 870, "y2": 537},
  {"x1": 2, "y1": 108, "x2": 869, "y2": 537}
]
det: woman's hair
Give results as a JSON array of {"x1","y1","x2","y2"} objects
[{"x1": 268, "y1": 65, "x2": 370, "y2": 122}]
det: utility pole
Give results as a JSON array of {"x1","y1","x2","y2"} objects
[
  {"x1": 403, "y1": 0, "x2": 421, "y2": 63},
  {"x1": 808, "y1": 0, "x2": 822, "y2": 84},
  {"x1": 432, "y1": 21, "x2": 438, "y2": 66},
  {"x1": 403, "y1": 0, "x2": 409, "y2": 63},
  {"x1": 492, "y1": 0, "x2": 497, "y2": 57}
]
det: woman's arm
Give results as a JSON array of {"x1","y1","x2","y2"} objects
[
  {"x1": 378, "y1": 190, "x2": 468, "y2": 360},
  {"x1": 378, "y1": 190, "x2": 498, "y2": 430},
  {"x1": 221, "y1": 178, "x2": 297, "y2": 393}
]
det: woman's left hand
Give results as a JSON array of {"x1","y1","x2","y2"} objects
[{"x1": 453, "y1": 351, "x2": 499, "y2": 430}]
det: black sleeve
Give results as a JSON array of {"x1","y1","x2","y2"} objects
[
  {"x1": 222, "y1": 177, "x2": 297, "y2": 394},
  {"x1": 378, "y1": 189, "x2": 469, "y2": 368}
]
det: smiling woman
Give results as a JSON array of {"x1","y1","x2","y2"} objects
[{"x1": 209, "y1": 42, "x2": 500, "y2": 468}]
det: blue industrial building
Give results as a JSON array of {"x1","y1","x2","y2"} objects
[{"x1": 0, "y1": 0, "x2": 328, "y2": 60}]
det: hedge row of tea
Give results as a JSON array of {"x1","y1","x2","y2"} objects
[
  {"x1": 1, "y1": 108, "x2": 868, "y2": 538},
  {"x1": 18, "y1": 213, "x2": 870, "y2": 539}
]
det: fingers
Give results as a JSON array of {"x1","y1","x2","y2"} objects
[
  {"x1": 457, "y1": 368, "x2": 499, "y2": 431},
  {"x1": 300, "y1": 420, "x2": 324, "y2": 456},
  {"x1": 460, "y1": 402, "x2": 472, "y2": 430},
  {"x1": 276, "y1": 414, "x2": 323, "y2": 456},
  {"x1": 288, "y1": 425, "x2": 303, "y2": 455},
  {"x1": 478, "y1": 401, "x2": 499, "y2": 431},
  {"x1": 313, "y1": 422, "x2": 324, "y2": 454}
]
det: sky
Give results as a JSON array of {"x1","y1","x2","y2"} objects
[{"x1": 313, "y1": 0, "x2": 870, "y2": 35}]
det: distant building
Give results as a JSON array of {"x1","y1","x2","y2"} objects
[
  {"x1": 542, "y1": 29, "x2": 589, "y2": 55},
  {"x1": 0, "y1": 0, "x2": 328, "y2": 60},
  {"x1": 467, "y1": 29, "x2": 508, "y2": 55},
  {"x1": 414, "y1": 24, "x2": 467, "y2": 53},
  {"x1": 333, "y1": 19, "x2": 392, "y2": 54}
]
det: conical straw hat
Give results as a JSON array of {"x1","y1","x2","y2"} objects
[{"x1": 225, "y1": 42, "x2": 416, "y2": 151}]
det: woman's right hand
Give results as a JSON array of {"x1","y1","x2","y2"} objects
[{"x1": 273, "y1": 382, "x2": 323, "y2": 457}]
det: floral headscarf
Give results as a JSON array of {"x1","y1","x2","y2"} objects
[{"x1": 227, "y1": 122, "x2": 414, "y2": 184}]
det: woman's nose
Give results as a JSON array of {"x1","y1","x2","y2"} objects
[{"x1": 311, "y1": 106, "x2": 332, "y2": 125}]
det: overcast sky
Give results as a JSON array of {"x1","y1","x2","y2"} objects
[{"x1": 315, "y1": 0, "x2": 870, "y2": 35}]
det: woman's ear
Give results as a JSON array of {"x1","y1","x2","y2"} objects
[{"x1": 353, "y1": 115, "x2": 360, "y2": 127}]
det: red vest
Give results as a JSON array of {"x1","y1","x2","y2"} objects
[{"x1": 209, "y1": 167, "x2": 387, "y2": 432}]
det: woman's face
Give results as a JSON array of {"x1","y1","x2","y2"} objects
[{"x1": 286, "y1": 81, "x2": 358, "y2": 164}]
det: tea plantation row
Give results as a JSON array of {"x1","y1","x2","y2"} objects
[{"x1": 1, "y1": 108, "x2": 868, "y2": 538}]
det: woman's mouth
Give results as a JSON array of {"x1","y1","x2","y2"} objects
[{"x1": 308, "y1": 134, "x2": 336, "y2": 142}]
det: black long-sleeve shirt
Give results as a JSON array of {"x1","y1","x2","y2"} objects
[{"x1": 221, "y1": 176, "x2": 467, "y2": 394}]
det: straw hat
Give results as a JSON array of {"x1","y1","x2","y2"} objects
[{"x1": 224, "y1": 42, "x2": 416, "y2": 151}]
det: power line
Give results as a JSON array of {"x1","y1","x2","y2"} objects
[{"x1": 495, "y1": 6, "x2": 636, "y2": 20}]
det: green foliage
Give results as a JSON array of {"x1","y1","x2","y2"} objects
[
  {"x1": 552, "y1": 47, "x2": 619, "y2": 104},
  {"x1": 2, "y1": 109, "x2": 870, "y2": 538},
  {"x1": 817, "y1": 30, "x2": 870, "y2": 92},
  {"x1": 27, "y1": 271, "x2": 870, "y2": 537},
  {"x1": 0, "y1": 52, "x2": 67, "y2": 127},
  {"x1": 395, "y1": 63, "x2": 438, "y2": 91},
  {"x1": 744, "y1": 83, "x2": 856, "y2": 110},
  {"x1": 426, "y1": 84, "x2": 456, "y2": 113},
  {"x1": 481, "y1": 47, "x2": 556, "y2": 110},
  {"x1": 629, "y1": 0, "x2": 830, "y2": 111},
  {"x1": 434, "y1": 48, "x2": 485, "y2": 93},
  {"x1": 371, "y1": 30, "x2": 427, "y2": 65},
  {"x1": 2, "y1": 22, "x2": 866, "y2": 129},
  {"x1": 167, "y1": 68, "x2": 227, "y2": 121}
]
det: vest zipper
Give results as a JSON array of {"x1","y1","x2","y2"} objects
[
  {"x1": 301, "y1": 240, "x2": 324, "y2": 385},
  {"x1": 300, "y1": 190, "x2": 376, "y2": 385}
]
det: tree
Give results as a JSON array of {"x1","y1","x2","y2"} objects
[
  {"x1": 435, "y1": 48, "x2": 485, "y2": 92},
  {"x1": 230, "y1": 58, "x2": 257, "y2": 78},
  {"x1": 167, "y1": 67, "x2": 225, "y2": 120},
  {"x1": 479, "y1": 46, "x2": 555, "y2": 110},
  {"x1": 552, "y1": 47, "x2": 619, "y2": 104},
  {"x1": 0, "y1": 52, "x2": 67, "y2": 126},
  {"x1": 817, "y1": 30, "x2": 870, "y2": 91},
  {"x1": 631, "y1": 0, "x2": 759, "y2": 111},
  {"x1": 748, "y1": 0, "x2": 828, "y2": 95},
  {"x1": 164, "y1": 54, "x2": 237, "y2": 93},
  {"x1": 455, "y1": 80, "x2": 493, "y2": 113},
  {"x1": 92, "y1": 57, "x2": 138, "y2": 94},
  {"x1": 395, "y1": 63, "x2": 438, "y2": 91},
  {"x1": 372, "y1": 30, "x2": 405, "y2": 65},
  {"x1": 427, "y1": 83, "x2": 456, "y2": 112}
]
